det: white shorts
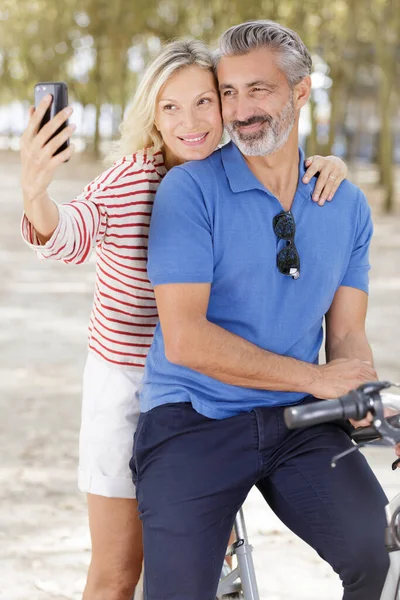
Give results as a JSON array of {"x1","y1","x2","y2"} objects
[{"x1": 78, "y1": 352, "x2": 143, "y2": 499}]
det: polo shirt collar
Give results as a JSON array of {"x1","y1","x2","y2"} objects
[{"x1": 221, "y1": 141, "x2": 314, "y2": 202}]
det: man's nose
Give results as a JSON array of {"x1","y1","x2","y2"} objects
[{"x1": 234, "y1": 94, "x2": 255, "y2": 124}]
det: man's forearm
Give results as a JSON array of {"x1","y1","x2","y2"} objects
[
  {"x1": 326, "y1": 331, "x2": 374, "y2": 366},
  {"x1": 167, "y1": 317, "x2": 320, "y2": 393}
]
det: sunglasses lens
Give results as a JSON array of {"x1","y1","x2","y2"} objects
[
  {"x1": 273, "y1": 211, "x2": 300, "y2": 278},
  {"x1": 277, "y1": 245, "x2": 300, "y2": 275},
  {"x1": 273, "y1": 213, "x2": 295, "y2": 240}
]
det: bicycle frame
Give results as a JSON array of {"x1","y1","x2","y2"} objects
[
  {"x1": 371, "y1": 393, "x2": 400, "y2": 600},
  {"x1": 216, "y1": 391, "x2": 400, "y2": 600},
  {"x1": 381, "y1": 492, "x2": 400, "y2": 600},
  {"x1": 217, "y1": 508, "x2": 260, "y2": 599}
]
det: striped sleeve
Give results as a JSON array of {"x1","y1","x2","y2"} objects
[{"x1": 21, "y1": 158, "x2": 140, "y2": 265}]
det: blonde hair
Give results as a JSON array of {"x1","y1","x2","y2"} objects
[{"x1": 107, "y1": 39, "x2": 215, "y2": 163}]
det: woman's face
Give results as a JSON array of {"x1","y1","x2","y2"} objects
[{"x1": 155, "y1": 65, "x2": 223, "y2": 168}]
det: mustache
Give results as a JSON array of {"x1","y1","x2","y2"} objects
[{"x1": 231, "y1": 114, "x2": 272, "y2": 129}]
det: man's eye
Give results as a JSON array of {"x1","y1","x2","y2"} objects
[
  {"x1": 252, "y1": 88, "x2": 266, "y2": 92},
  {"x1": 223, "y1": 90, "x2": 233, "y2": 96}
]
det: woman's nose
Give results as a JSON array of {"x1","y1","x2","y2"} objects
[{"x1": 180, "y1": 109, "x2": 199, "y2": 130}]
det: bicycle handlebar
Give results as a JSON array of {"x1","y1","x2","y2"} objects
[
  {"x1": 284, "y1": 382, "x2": 397, "y2": 431},
  {"x1": 284, "y1": 381, "x2": 400, "y2": 467},
  {"x1": 284, "y1": 388, "x2": 373, "y2": 429}
]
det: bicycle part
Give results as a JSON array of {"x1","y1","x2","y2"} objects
[
  {"x1": 380, "y1": 493, "x2": 400, "y2": 600},
  {"x1": 284, "y1": 381, "x2": 393, "y2": 430},
  {"x1": 352, "y1": 414, "x2": 400, "y2": 445},
  {"x1": 217, "y1": 508, "x2": 259, "y2": 600},
  {"x1": 234, "y1": 509, "x2": 260, "y2": 600}
]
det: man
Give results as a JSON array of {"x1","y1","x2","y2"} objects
[{"x1": 131, "y1": 20, "x2": 389, "y2": 600}]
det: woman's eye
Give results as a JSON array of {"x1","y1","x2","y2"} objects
[
  {"x1": 198, "y1": 98, "x2": 211, "y2": 106},
  {"x1": 163, "y1": 104, "x2": 177, "y2": 111}
]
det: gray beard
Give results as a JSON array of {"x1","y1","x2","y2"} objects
[{"x1": 225, "y1": 94, "x2": 296, "y2": 157}]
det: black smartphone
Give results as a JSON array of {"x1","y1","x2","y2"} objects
[{"x1": 34, "y1": 81, "x2": 69, "y2": 156}]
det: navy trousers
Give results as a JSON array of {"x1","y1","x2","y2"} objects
[{"x1": 131, "y1": 401, "x2": 389, "y2": 600}]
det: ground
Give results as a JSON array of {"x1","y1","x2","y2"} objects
[{"x1": 0, "y1": 151, "x2": 399, "y2": 599}]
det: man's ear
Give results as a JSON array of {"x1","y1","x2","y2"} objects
[{"x1": 294, "y1": 76, "x2": 311, "y2": 109}]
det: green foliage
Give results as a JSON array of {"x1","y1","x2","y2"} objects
[
  {"x1": 3, "y1": 0, "x2": 398, "y2": 110},
  {"x1": 1, "y1": 0, "x2": 399, "y2": 208}
]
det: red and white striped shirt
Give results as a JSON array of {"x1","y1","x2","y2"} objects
[{"x1": 21, "y1": 149, "x2": 167, "y2": 369}]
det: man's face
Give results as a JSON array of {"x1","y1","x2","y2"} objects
[{"x1": 217, "y1": 48, "x2": 297, "y2": 156}]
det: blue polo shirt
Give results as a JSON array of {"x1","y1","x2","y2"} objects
[{"x1": 141, "y1": 141, "x2": 373, "y2": 419}]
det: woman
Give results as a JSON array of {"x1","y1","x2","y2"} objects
[{"x1": 20, "y1": 39, "x2": 348, "y2": 599}]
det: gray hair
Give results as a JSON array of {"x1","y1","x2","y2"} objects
[{"x1": 215, "y1": 20, "x2": 312, "y2": 87}]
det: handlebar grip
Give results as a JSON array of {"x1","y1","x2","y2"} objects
[
  {"x1": 284, "y1": 399, "x2": 344, "y2": 429},
  {"x1": 284, "y1": 390, "x2": 372, "y2": 430}
]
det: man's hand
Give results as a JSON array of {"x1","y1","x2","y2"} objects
[
  {"x1": 309, "y1": 358, "x2": 377, "y2": 401},
  {"x1": 394, "y1": 444, "x2": 400, "y2": 468},
  {"x1": 311, "y1": 357, "x2": 377, "y2": 428}
]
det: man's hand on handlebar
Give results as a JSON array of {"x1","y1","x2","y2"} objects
[
  {"x1": 349, "y1": 414, "x2": 373, "y2": 428},
  {"x1": 285, "y1": 381, "x2": 400, "y2": 468},
  {"x1": 309, "y1": 358, "x2": 377, "y2": 402},
  {"x1": 393, "y1": 440, "x2": 400, "y2": 469},
  {"x1": 309, "y1": 358, "x2": 378, "y2": 428}
]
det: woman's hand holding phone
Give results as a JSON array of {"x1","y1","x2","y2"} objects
[{"x1": 20, "y1": 95, "x2": 76, "y2": 244}]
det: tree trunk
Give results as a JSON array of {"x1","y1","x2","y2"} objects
[
  {"x1": 306, "y1": 95, "x2": 318, "y2": 158},
  {"x1": 378, "y1": 69, "x2": 394, "y2": 212},
  {"x1": 326, "y1": 70, "x2": 343, "y2": 155},
  {"x1": 93, "y1": 42, "x2": 102, "y2": 160},
  {"x1": 374, "y1": 6, "x2": 396, "y2": 213}
]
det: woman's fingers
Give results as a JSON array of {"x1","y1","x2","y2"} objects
[
  {"x1": 21, "y1": 99, "x2": 73, "y2": 167},
  {"x1": 35, "y1": 105, "x2": 73, "y2": 150},
  {"x1": 50, "y1": 143, "x2": 75, "y2": 168},
  {"x1": 319, "y1": 156, "x2": 347, "y2": 203},
  {"x1": 42, "y1": 123, "x2": 76, "y2": 160},
  {"x1": 304, "y1": 156, "x2": 332, "y2": 205},
  {"x1": 23, "y1": 95, "x2": 53, "y2": 143},
  {"x1": 303, "y1": 156, "x2": 332, "y2": 203},
  {"x1": 304, "y1": 155, "x2": 347, "y2": 205},
  {"x1": 317, "y1": 175, "x2": 338, "y2": 205},
  {"x1": 303, "y1": 155, "x2": 320, "y2": 183}
]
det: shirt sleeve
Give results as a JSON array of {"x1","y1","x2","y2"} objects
[
  {"x1": 340, "y1": 191, "x2": 373, "y2": 293},
  {"x1": 21, "y1": 198, "x2": 107, "y2": 264},
  {"x1": 20, "y1": 159, "x2": 133, "y2": 264},
  {"x1": 147, "y1": 166, "x2": 213, "y2": 286}
]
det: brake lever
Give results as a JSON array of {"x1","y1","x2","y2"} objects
[
  {"x1": 331, "y1": 382, "x2": 400, "y2": 468},
  {"x1": 331, "y1": 443, "x2": 367, "y2": 468},
  {"x1": 372, "y1": 390, "x2": 400, "y2": 446}
]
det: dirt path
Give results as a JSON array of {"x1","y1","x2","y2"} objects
[{"x1": 1, "y1": 151, "x2": 399, "y2": 599}]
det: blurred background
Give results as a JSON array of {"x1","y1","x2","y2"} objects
[
  {"x1": 1, "y1": 0, "x2": 400, "y2": 209},
  {"x1": 0, "y1": 1, "x2": 400, "y2": 599}
]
